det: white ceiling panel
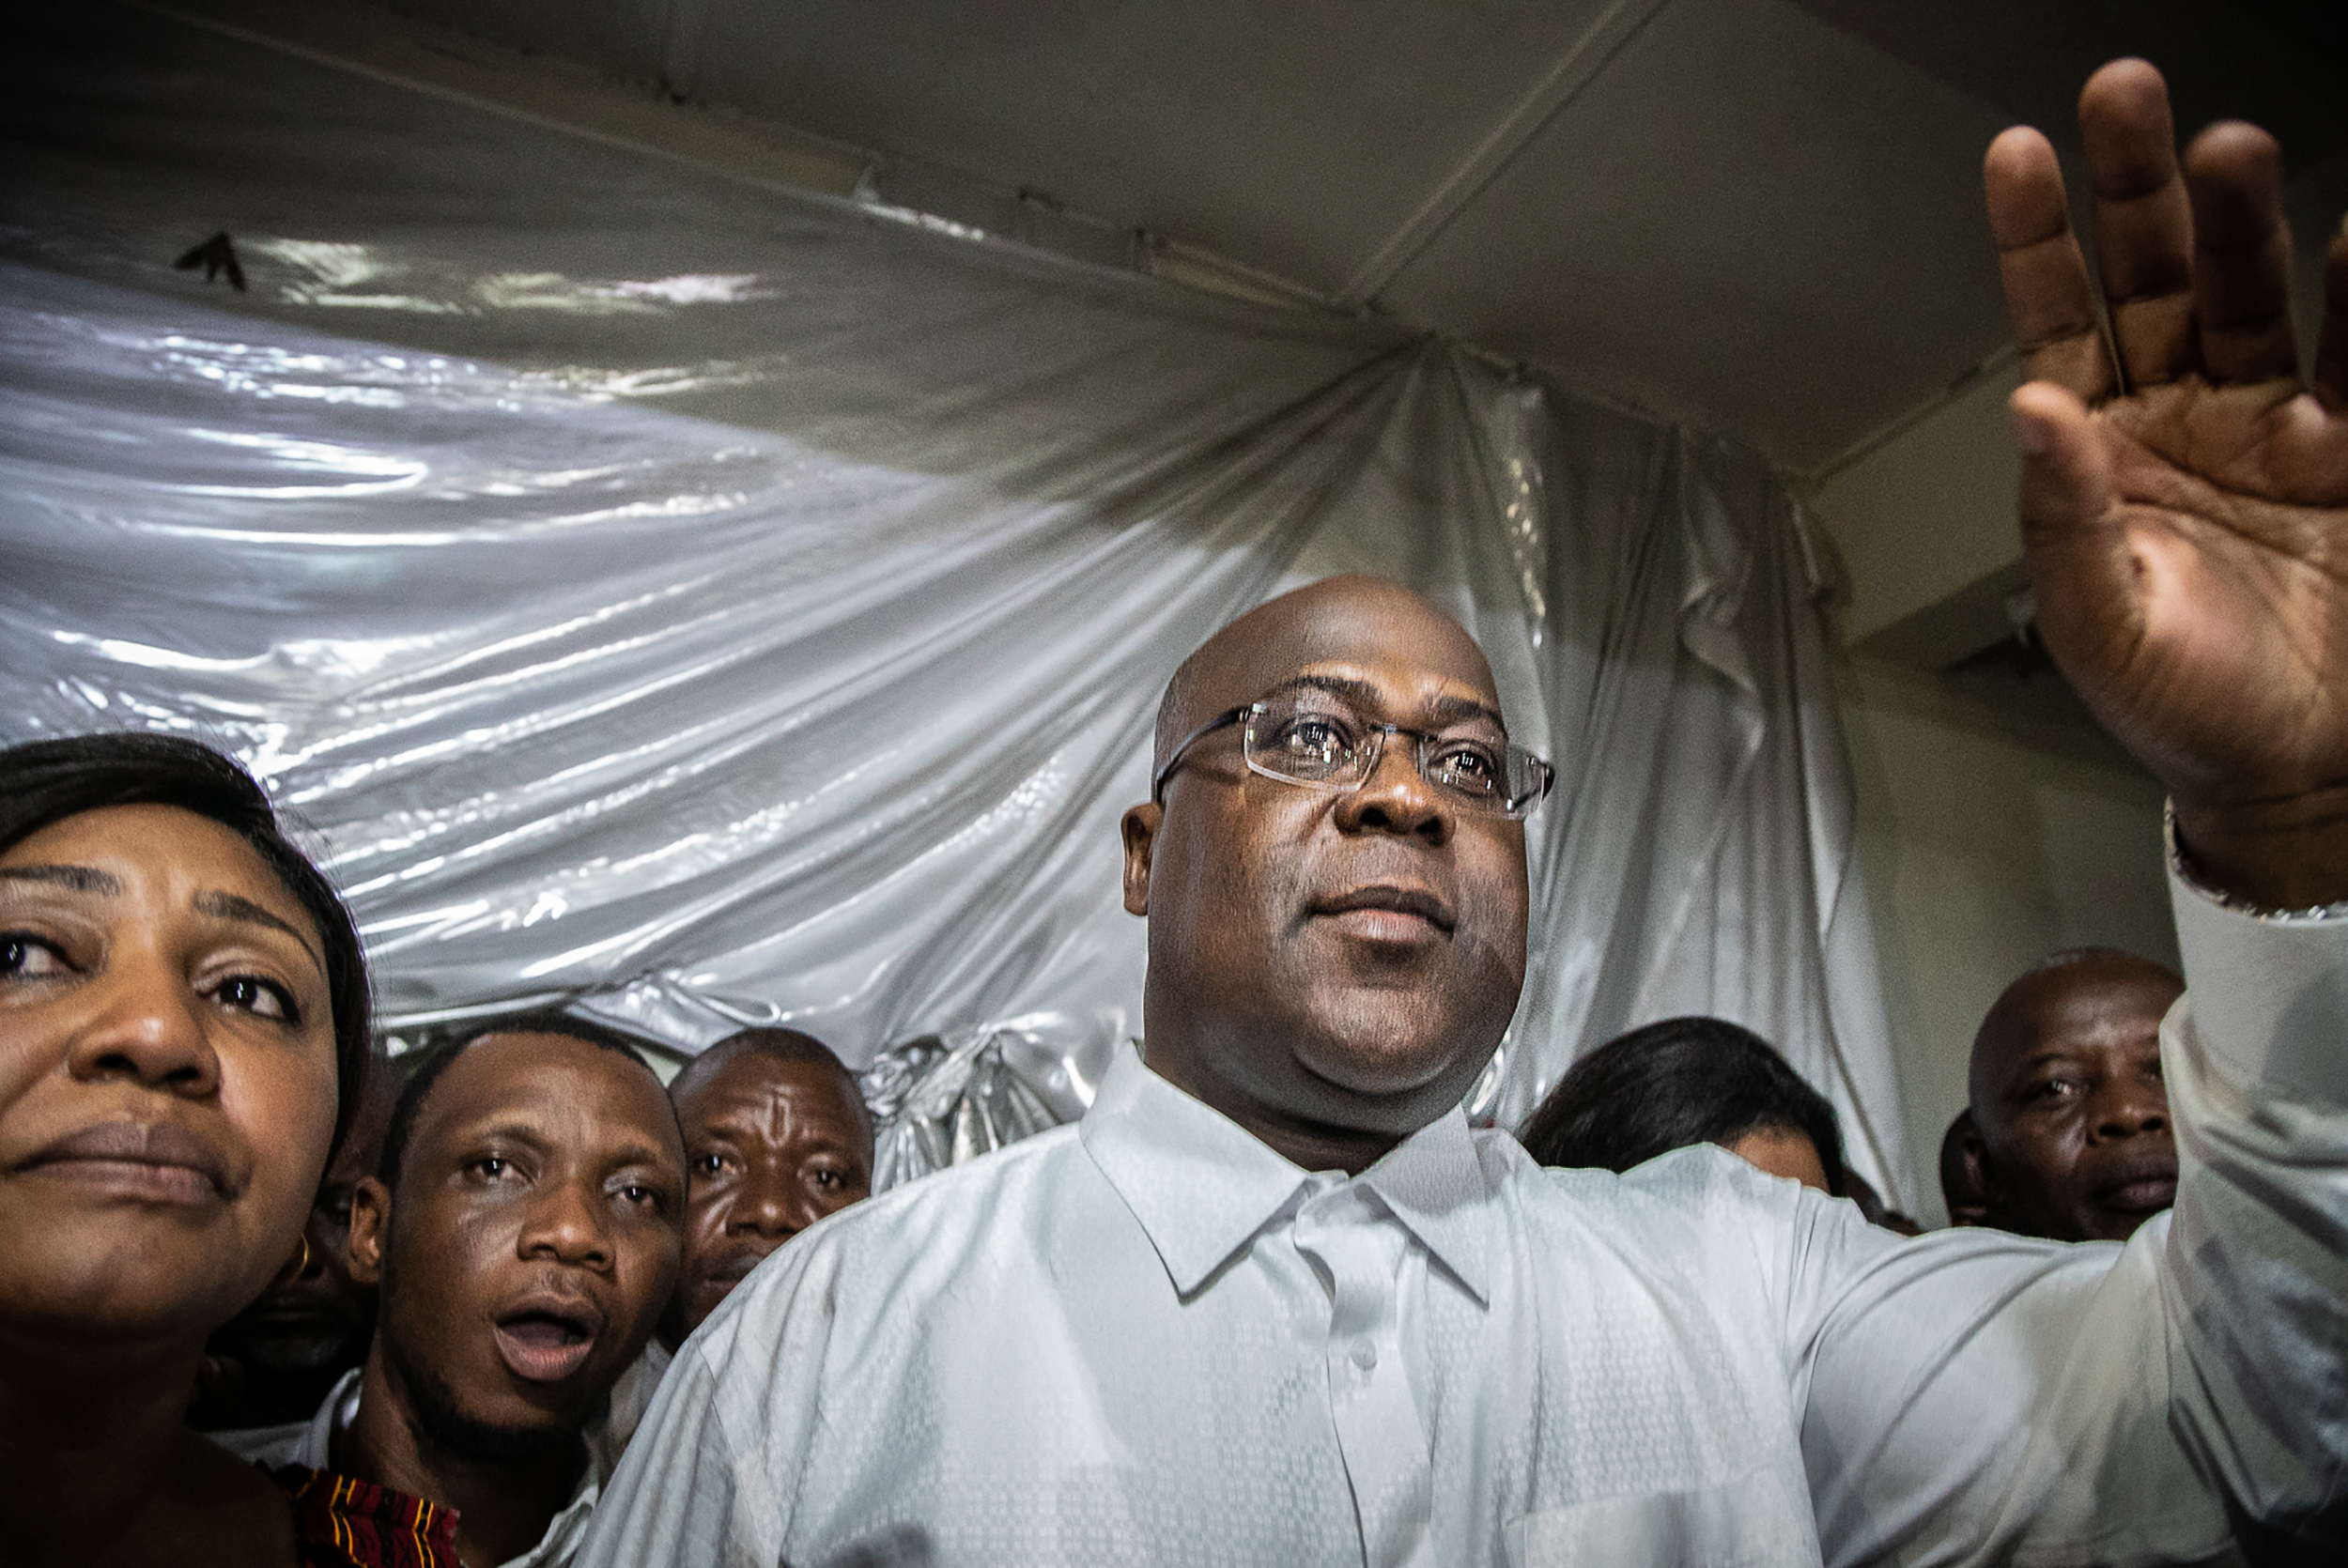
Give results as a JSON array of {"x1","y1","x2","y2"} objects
[
  {"x1": 687, "y1": 0, "x2": 1638, "y2": 297},
  {"x1": 1377, "y1": 0, "x2": 2017, "y2": 472}
]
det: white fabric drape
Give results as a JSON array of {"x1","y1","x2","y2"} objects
[{"x1": 0, "y1": 3, "x2": 1912, "y2": 1202}]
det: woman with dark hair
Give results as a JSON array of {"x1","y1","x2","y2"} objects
[
  {"x1": 1517, "y1": 1016, "x2": 1848, "y2": 1195},
  {"x1": 0, "y1": 733, "x2": 448, "y2": 1564}
]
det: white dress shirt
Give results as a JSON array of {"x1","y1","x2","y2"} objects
[
  {"x1": 214, "y1": 1365, "x2": 615, "y2": 1568},
  {"x1": 591, "y1": 1337, "x2": 673, "y2": 1481},
  {"x1": 579, "y1": 865, "x2": 2347, "y2": 1567}
]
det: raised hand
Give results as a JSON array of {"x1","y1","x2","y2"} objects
[{"x1": 1985, "y1": 59, "x2": 2348, "y2": 909}]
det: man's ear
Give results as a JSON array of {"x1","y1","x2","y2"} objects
[
  {"x1": 348, "y1": 1176, "x2": 391, "y2": 1288},
  {"x1": 1947, "y1": 1114, "x2": 1998, "y2": 1228},
  {"x1": 1120, "y1": 802, "x2": 1160, "y2": 917}
]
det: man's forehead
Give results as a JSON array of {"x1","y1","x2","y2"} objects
[
  {"x1": 682, "y1": 1052, "x2": 855, "y2": 1116},
  {"x1": 2037, "y1": 962, "x2": 2178, "y2": 1022},
  {"x1": 1172, "y1": 577, "x2": 1500, "y2": 736},
  {"x1": 431, "y1": 1032, "x2": 666, "y2": 1134},
  {"x1": 1983, "y1": 966, "x2": 2180, "y2": 1073}
]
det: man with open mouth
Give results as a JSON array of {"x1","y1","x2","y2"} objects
[{"x1": 220, "y1": 1013, "x2": 684, "y2": 1568}]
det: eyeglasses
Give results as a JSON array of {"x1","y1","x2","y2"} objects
[{"x1": 1151, "y1": 690, "x2": 1553, "y2": 820}]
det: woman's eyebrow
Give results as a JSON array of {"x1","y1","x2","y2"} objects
[
  {"x1": 193, "y1": 888, "x2": 324, "y2": 971},
  {"x1": 0, "y1": 863, "x2": 124, "y2": 895}
]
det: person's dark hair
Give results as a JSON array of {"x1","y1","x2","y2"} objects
[
  {"x1": 378, "y1": 1010, "x2": 666, "y2": 1191},
  {"x1": 1517, "y1": 1016, "x2": 1846, "y2": 1192},
  {"x1": 0, "y1": 732, "x2": 373, "y2": 1160}
]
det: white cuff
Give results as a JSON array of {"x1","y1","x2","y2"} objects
[{"x1": 2168, "y1": 812, "x2": 2348, "y2": 1105}]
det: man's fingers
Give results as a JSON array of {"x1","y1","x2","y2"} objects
[
  {"x1": 2314, "y1": 223, "x2": 2348, "y2": 414},
  {"x1": 2011, "y1": 382, "x2": 2115, "y2": 547},
  {"x1": 2184, "y1": 121, "x2": 2300, "y2": 387},
  {"x1": 2010, "y1": 382, "x2": 2135, "y2": 677},
  {"x1": 2078, "y1": 59, "x2": 2198, "y2": 389},
  {"x1": 1986, "y1": 127, "x2": 2117, "y2": 403}
]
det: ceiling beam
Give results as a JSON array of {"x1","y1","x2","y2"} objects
[
  {"x1": 128, "y1": 0, "x2": 1352, "y2": 318},
  {"x1": 131, "y1": 0, "x2": 873, "y2": 199},
  {"x1": 1332, "y1": 0, "x2": 1673, "y2": 309}
]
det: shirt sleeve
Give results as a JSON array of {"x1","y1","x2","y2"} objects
[
  {"x1": 1795, "y1": 865, "x2": 2348, "y2": 1566},
  {"x1": 573, "y1": 1234, "x2": 838, "y2": 1568}
]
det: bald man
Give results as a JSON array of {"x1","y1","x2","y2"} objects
[
  {"x1": 660, "y1": 1028, "x2": 874, "y2": 1348},
  {"x1": 598, "y1": 1030, "x2": 874, "y2": 1470},
  {"x1": 1951, "y1": 949, "x2": 2184, "y2": 1242},
  {"x1": 585, "y1": 62, "x2": 2348, "y2": 1567}
]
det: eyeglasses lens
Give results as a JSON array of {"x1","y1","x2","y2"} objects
[
  {"x1": 1242, "y1": 695, "x2": 1544, "y2": 818},
  {"x1": 1246, "y1": 699, "x2": 1357, "y2": 781}
]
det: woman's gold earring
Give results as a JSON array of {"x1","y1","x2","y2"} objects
[{"x1": 274, "y1": 1235, "x2": 311, "y2": 1285}]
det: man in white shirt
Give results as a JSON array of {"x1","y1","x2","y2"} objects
[{"x1": 579, "y1": 59, "x2": 2348, "y2": 1567}]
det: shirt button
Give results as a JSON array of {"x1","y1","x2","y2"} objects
[{"x1": 1350, "y1": 1338, "x2": 1378, "y2": 1371}]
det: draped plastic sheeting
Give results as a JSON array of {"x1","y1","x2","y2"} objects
[
  {"x1": 861, "y1": 1029, "x2": 1071, "y2": 1197},
  {"x1": 0, "y1": 4, "x2": 1913, "y2": 1202}
]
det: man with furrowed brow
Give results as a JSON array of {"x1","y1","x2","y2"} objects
[{"x1": 583, "y1": 60, "x2": 2348, "y2": 1566}]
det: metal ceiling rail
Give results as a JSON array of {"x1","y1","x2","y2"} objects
[{"x1": 127, "y1": 0, "x2": 1345, "y2": 318}]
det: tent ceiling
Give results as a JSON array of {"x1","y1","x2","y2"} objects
[{"x1": 173, "y1": 0, "x2": 2348, "y2": 474}]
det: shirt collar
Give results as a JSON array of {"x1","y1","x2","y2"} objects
[
  {"x1": 1354, "y1": 1105, "x2": 1493, "y2": 1304},
  {"x1": 1080, "y1": 1042, "x2": 1493, "y2": 1304},
  {"x1": 524, "y1": 1468, "x2": 602, "y2": 1568},
  {"x1": 305, "y1": 1364, "x2": 363, "y2": 1469},
  {"x1": 317, "y1": 1360, "x2": 609, "y2": 1561}
]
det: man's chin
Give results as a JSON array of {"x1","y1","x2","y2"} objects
[
  {"x1": 2084, "y1": 1202, "x2": 2172, "y2": 1241},
  {"x1": 1268, "y1": 961, "x2": 1514, "y2": 1090},
  {"x1": 421, "y1": 1407, "x2": 579, "y2": 1465},
  {"x1": 1287, "y1": 1034, "x2": 1495, "y2": 1129},
  {"x1": 390, "y1": 1332, "x2": 599, "y2": 1464}
]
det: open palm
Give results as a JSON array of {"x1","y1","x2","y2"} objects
[{"x1": 1985, "y1": 60, "x2": 2348, "y2": 907}]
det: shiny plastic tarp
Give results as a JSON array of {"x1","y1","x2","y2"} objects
[
  {"x1": 861, "y1": 1027, "x2": 1073, "y2": 1197},
  {"x1": 0, "y1": 5, "x2": 1913, "y2": 1201}
]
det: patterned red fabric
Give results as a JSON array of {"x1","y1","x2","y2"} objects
[{"x1": 272, "y1": 1464, "x2": 462, "y2": 1568}]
